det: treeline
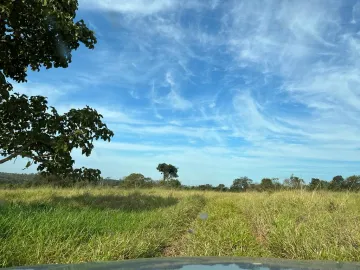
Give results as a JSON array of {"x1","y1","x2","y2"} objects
[
  {"x1": 0, "y1": 172, "x2": 181, "y2": 189},
  {"x1": 1, "y1": 172, "x2": 360, "y2": 192},
  {"x1": 209, "y1": 175, "x2": 360, "y2": 192},
  {"x1": 181, "y1": 175, "x2": 360, "y2": 192}
]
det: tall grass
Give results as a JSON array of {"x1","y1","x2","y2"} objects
[
  {"x1": 174, "y1": 191, "x2": 360, "y2": 261},
  {"x1": 0, "y1": 188, "x2": 204, "y2": 267},
  {"x1": 1, "y1": 188, "x2": 360, "y2": 267}
]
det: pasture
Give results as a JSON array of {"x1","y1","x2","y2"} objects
[{"x1": 1, "y1": 188, "x2": 360, "y2": 267}]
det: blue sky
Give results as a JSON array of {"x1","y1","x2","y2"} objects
[{"x1": 3, "y1": 0, "x2": 360, "y2": 186}]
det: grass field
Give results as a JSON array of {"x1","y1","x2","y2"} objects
[{"x1": 1, "y1": 188, "x2": 360, "y2": 267}]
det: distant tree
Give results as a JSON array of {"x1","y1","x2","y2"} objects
[
  {"x1": 156, "y1": 163, "x2": 178, "y2": 181},
  {"x1": 260, "y1": 178, "x2": 274, "y2": 191},
  {"x1": 343, "y1": 175, "x2": 360, "y2": 191},
  {"x1": 101, "y1": 177, "x2": 121, "y2": 187},
  {"x1": 196, "y1": 185, "x2": 204, "y2": 190},
  {"x1": 309, "y1": 178, "x2": 321, "y2": 191},
  {"x1": 167, "y1": 179, "x2": 182, "y2": 189},
  {"x1": 122, "y1": 173, "x2": 152, "y2": 188},
  {"x1": 181, "y1": 185, "x2": 190, "y2": 190},
  {"x1": 283, "y1": 178, "x2": 290, "y2": 188},
  {"x1": 197, "y1": 184, "x2": 214, "y2": 191},
  {"x1": 216, "y1": 184, "x2": 227, "y2": 192},
  {"x1": 308, "y1": 178, "x2": 329, "y2": 191},
  {"x1": 157, "y1": 178, "x2": 182, "y2": 189},
  {"x1": 329, "y1": 175, "x2": 345, "y2": 191},
  {"x1": 248, "y1": 183, "x2": 258, "y2": 191},
  {"x1": 0, "y1": 172, "x2": 36, "y2": 185},
  {"x1": 32, "y1": 173, "x2": 97, "y2": 188},
  {"x1": 230, "y1": 177, "x2": 252, "y2": 192},
  {"x1": 271, "y1": 178, "x2": 283, "y2": 190},
  {"x1": 283, "y1": 174, "x2": 304, "y2": 189},
  {"x1": 320, "y1": 180, "x2": 330, "y2": 190}
]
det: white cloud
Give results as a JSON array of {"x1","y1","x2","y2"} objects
[
  {"x1": 284, "y1": 67, "x2": 360, "y2": 114},
  {"x1": 214, "y1": 1, "x2": 360, "y2": 164},
  {"x1": 352, "y1": 2, "x2": 360, "y2": 24},
  {"x1": 150, "y1": 72, "x2": 192, "y2": 111},
  {"x1": 230, "y1": 90, "x2": 307, "y2": 141},
  {"x1": 4, "y1": 0, "x2": 360, "y2": 184},
  {"x1": 109, "y1": 123, "x2": 224, "y2": 143},
  {"x1": 224, "y1": 0, "x2": 341, "y2": 78},
  {"x1": 79, "y1": 0, "x2": 176, "y2": 15},
  {"x1": 12, "y1": 81, "x2": 75, "y2": 103},
  {"x1": 166, "y1": 90, "x2": 192, "y2": 110},
  {"x1": 210, "y1": 0, "x2": 220, "y2": 9},
  {"x1": 79, "y1": 0, "x2": 211, "y2": 15},
  {"x1": 165, "y1": 72, "x2": 192, "y2": 110},
  {"x1": 95, "y1": 141, "x2": 233, "y2": 154},
  {"x1": 168, "y1": 120, "x2": 182, "y2": 126},
  {"x1": 56, "y1": 104, "x2": 150, "y2": 125},
  {"x1": 128, "y1": 89, "x2": 140, "y2": 99}
]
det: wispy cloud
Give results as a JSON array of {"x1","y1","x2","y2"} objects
[
  {"x1": 109, "y1": 123, "x2": 224, "y2": 143},
  {"x1": 164, "y1": 72, "x2": 192, "y2": 110},
  {"x1": 79, "y1": 0, "x2": 177, "y2": 15},
  {"x1": 3, "y1": 0, "x2": 360, "y2": 184},
  {"x1": 56, "y1": 104, "x2": 151, "y2": 125},
  {"x1": 12, "y1": 81, "x2": 76, "y2": 103}
]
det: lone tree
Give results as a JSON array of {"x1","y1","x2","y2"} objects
[
  {"x1": 329, "y1": 175, "x2": 345, "y2": 191},
  {"x1": 260, "y1": 178, "x2": 274, "y2": 191},
  {"x1": 156, "y1": 163, "x2": 178, "y2": 181},
  {"x1": 230, "y1": 176, "x2": 252, "y2": 192},
  {"x1": 308, "y1": 178, "x2": 321, "y2": 191},
  {"x1": 216, "y1": 184, "x2": 227, "y2": 192},
  {"x1": 0, "y1": 0, "x2": 114, "y2": 181}
]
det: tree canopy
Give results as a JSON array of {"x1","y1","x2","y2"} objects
[
  {"x1": 122, "y1": 173, "x2": 152, "y2": 188},
  {"x1": 230, "y1": 176, "x2": 252, "y2": 192},
  {"x1": 156, "y1": 163, "x2": 178, "y2": 181},
  {"x1": 1, "y1": 0, "x2": 96, "y2": 91},
  {"x1": 343, "y1": 175, "x2": 360, "y2": 191},
  {"x1": 0, "y1": 0, "x2": 113, "y2": 181},
  {"x1": 283, "y1": 174, "x2": 305, "y2": 189},
  {"x1": 260, "y1": 178, "x2": 274, "y2": 190},
  {"x1": 329, "y1": 175, "x2": 345, "y2": 191}
]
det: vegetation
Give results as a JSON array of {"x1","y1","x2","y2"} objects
[
  {"x1": 2, "y1": 171, "x2": 360, "y2": 192},
  {"x1": 0, "y1": 0, "x2": 113, "y2": 181},
  {"x1": 0, "y1": 188, "x2": 205, "y2": 267},
  {"x1": 230, "y1": 176, "x2": 252, "y2": 192},
  {"x1": 1, "y1": 1, "x2": 360, "y2": 267},
  {"x1": 1, "y1": 169, "x2": 360, "y2": 267},
  {"x1": 1, "y1": 188, "x2": 360, "y2": 268},
  {"x1": 156, "y1": 163, "x2": 179, "y2": 181},
  {"x1": 121, "y1": 173, "x2": 153, "y2": 188},
  {"x1": 166, "y1": 190, "x2": 360, "y2": 261}
]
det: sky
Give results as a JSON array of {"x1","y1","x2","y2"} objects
[{"x1": 3, "y1": 0, "x2": 360, "y2": 186}]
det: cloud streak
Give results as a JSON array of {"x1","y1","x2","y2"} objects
[
  {"x1": 3, "y1": 0, "x2": 360, "y2": 184},
  {"x1": 79, "y1": 0, "x2": 177, "y2": 15}
]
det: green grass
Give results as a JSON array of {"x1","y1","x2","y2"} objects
[{"x1": 1, "y1": 188, "x2": 360, "y2": 267}]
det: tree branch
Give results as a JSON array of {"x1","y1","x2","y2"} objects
[
  {"x1": 0, "y1": 142, "x2": 32, "y2": 164},
  {"x1": 0, "y1": 151, "x2": 21, "y2": 164}
]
